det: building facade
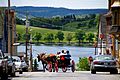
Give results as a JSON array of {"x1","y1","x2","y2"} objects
[
  {"x1": 105, "y1": 0, "x2": 120, "y2": 64},
  {"x1": 0, "y1": 8, "x2": 17, "y2": 55}
]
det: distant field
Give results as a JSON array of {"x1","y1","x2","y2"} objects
[
  {"x1": 16, "y1": 25, "x2": 75, "y2": 42},
  {"x1": 16, "y1": 25, "x2": 74, "y2": 35}
]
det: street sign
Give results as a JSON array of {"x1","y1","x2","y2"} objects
[{"x1": 100, "y1": 34, "x2": 104, "y2": 39}]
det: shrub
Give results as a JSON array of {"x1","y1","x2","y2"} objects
[
  {"x1": 76, "y1": 57, "x2": 90, "y2": 71},
  {"x1": 33, "y1": 59, "x2": 38, "y2": 71}
]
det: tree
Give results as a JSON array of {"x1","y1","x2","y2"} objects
[
  {"x1": 17, "y1": 32, "x2": 21, "y2": 41},
  {"x1": 33, "y1": 59, "x2": 38, "y2": 71},
  {"x1": 86, "y1": 33, "x2": 95, "y2": 43},
  {"x1": 66, "y1": 33, "x2": 73, "y2": 44},
  {"x1": 33, "y1": 32, "x2": 42, "y2": 42},
  {"x1": 89, "y1": 14, "x2": 96, "y2": 19},
  {"x1": 75, "y1": 30, "x2": 85, "y2": 45},
  {"x1": 44, "y1": 33, "x2": 54, "y2": 42},
  {"x1": 55, "y1": 31, "x2": 64, "y2": 42},
  {"x1": 16, "y1": 17, "x2": 25, "y2": 25},
  {"x1": 22, "y1": 33, "x2": 26, "y2": 41}
]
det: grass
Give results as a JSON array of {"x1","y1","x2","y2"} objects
[
  {"x1": 16, "y1": 25, "x2": 75, "y2": 42},
  {"x1": 16, "y1": 25, "x2": 74, "y2": 34},
  {"x1": 16, "y1": 25, "x2": 97, "y2": 43}
]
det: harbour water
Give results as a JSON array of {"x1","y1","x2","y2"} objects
[{"x1": 17, "y1": 45, "x2": 95, "y2": 63}]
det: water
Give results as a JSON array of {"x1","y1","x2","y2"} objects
[{"x1": 17, "y1": 45, "x2": 95, "y2": 63}]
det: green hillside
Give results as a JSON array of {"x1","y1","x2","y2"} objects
[
  {"x1": 16, "y1": 25, "x2": 75, "y2": 42},
  {"x1": 16, "y1": 24, "x2": 97, "y2": 44},
  {"x1": 16, "y1": 25, "x2": 74, "y2": 35}
]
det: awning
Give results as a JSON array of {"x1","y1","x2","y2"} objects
[
  {"x1": 104, "y1": 11, "x2": 112, "y2": 17},
  {"x1": 109, "y1": 25, "x2": 120, "y2": 34}
]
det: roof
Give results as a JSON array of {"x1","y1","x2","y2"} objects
[{"x1": 111, "y1": 0, "x2": 120, "y2": 8}]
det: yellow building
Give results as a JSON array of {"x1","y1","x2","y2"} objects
[{"x1": 106, "y1": 0, "x2": 120, "y2": 65}]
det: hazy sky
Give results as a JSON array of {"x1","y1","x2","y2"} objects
[{"x1": 0, "y1": 0, "x2": 108, "y2": 9}]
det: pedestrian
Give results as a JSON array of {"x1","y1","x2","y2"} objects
[{"x1": 106, "y1": 48, "x2": 111, "y2": 55}]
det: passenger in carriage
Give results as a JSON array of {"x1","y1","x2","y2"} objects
[
  {"x1": 57, "y1": 50, "x2": 66, "y2": 56},
  {"x1": 66, "y1": 50, "x2": 71, "y2": 59},
  {"x1": 61, "y1": 50, "x2": 65, "y2": 54},
  {"x1": 56, "y1": 52, "x2": 61, "y2": 61}
]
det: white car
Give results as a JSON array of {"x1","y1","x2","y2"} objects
[
  {"x1": 12, "y1": 56, "x2": 23, "y2": 74},
  {"x1": 21, "y1": 60, "x2": 28, "y2": 71}
]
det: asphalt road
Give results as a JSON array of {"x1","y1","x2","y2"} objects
[{"x1": 10, "y1": 71, "x2": 120, "y2": 80}]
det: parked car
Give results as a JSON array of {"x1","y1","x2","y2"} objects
[
  {"x1": 90, "y1": 55, "x2": 118, "y2": 74},
  {"x1": 7, "y1": 56, "x2": 16, "y2": 77},
  {"x1": 0, "y1": 51, "x2": 8, "y2": 79},
  {"x1": 21, "y1": 60, "x2": 28, "y2": 72},
  {"x1": 12, "y1": 56, "x2": 23, "y2": 74}
]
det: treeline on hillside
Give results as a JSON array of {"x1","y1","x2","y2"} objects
[
  {"x1": 16, "y1": 14, "x2": 99, "y2": 31},
  {"x1": 17, "y1": 30, "x2": 97, "y2": 46}
]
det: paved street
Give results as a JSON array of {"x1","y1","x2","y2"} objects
[{"x1": 11, "y1": 71, "x2": 120, "y2": 80}]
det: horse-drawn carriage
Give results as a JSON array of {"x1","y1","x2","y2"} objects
[
  {"x1": 57, "y1": 54, "x2": 75, "y2": 72},
  {"x1": 37, "y1": 52, "x2": 75, "y2": 72}
]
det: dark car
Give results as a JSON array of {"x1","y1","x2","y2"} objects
[
  {"x1": 7, "y1": 57, "x2": 16, "y2": 77},
  {"x1": 90, "y1": 55, "x2": 118, "y2": 74},
  {"x1": 0, "y1": 52, "x2": 8, "y2": 79}
]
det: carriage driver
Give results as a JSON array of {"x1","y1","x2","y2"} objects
[{"x1": 66, "y1": 50, "x2": 71, "y2": 59}]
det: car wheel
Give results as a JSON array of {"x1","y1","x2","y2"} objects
[
  {"x1": 91, "y1": 69, "x2": 96, "y2": 74},
  {"x1": 22, "y1": 68, "x2": 28, "y2": 72},
  {"x1": 19, "y1": 71, "x2": 23, "y2": 74},
  {"x1": 1, "y1": 73, "x2": 8, "y2": 80},
  {"x1": 11, "y1": 67, "x2": 16, "y2": 77},
  {"x1": 110, "y1": 69, "x2": 118, "y2": 74},
  {"x1": 11, "y1": 71, "x2": 16, "y2": 77}
]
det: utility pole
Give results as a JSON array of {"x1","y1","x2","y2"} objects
[
  {"x1": 8, "y1": 0, "x2": 12, "y2": 58},
  {"x1": 25, "y1": 11, "x2": 29, "y2": 66},
  {"x1": 29, "y1": 31, "x2": 33, "y2": 71}
]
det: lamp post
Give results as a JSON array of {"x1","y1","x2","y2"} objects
[{"x1": 94, "y1": 41, "x2": 97, "y2": 55}]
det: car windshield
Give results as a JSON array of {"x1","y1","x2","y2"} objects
[
  {"x1": 0, "y1": 52, "x2": 3, "y2": 59},
  {"x1": 8, "y1": 57, "x2": 21, "y2": 62},
  {"x1": 12, "y1": 57, "x2": 21, "y2": 62},
  {"x1": 95, "y1": 55, "x2": 114, "y2": 60},
  {"x1": 0, "y1": 54, "x2": 2, "y2": 59}
]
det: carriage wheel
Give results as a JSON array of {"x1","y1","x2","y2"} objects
[
  {"x1": 71, "y1": 60, "x2": 75, "y2": 72},
  {"x1": 62, "y1": 67, "x2": 67, "y2": 72},
  {"x1": 48, "y1": 62, "x2": 52, "y2": 72},
  {"x1": 55, "y1": 62, "x2": 58, "y2": 72}
]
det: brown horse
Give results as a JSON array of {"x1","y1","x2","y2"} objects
[
  {"x1": 37, "y1": 53, "x2": 58, "y2": 72},
  {"x1": 37, "y1": 53, "x2": 48, "y2": 72}
]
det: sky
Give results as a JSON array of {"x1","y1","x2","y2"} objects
[{"x1": 0, "y1": 0, "x2": 108, "y2": 9}]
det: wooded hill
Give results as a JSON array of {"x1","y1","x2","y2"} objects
[{"x1": 12, "y1": 6, "x2": 108, "y2": 18}]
